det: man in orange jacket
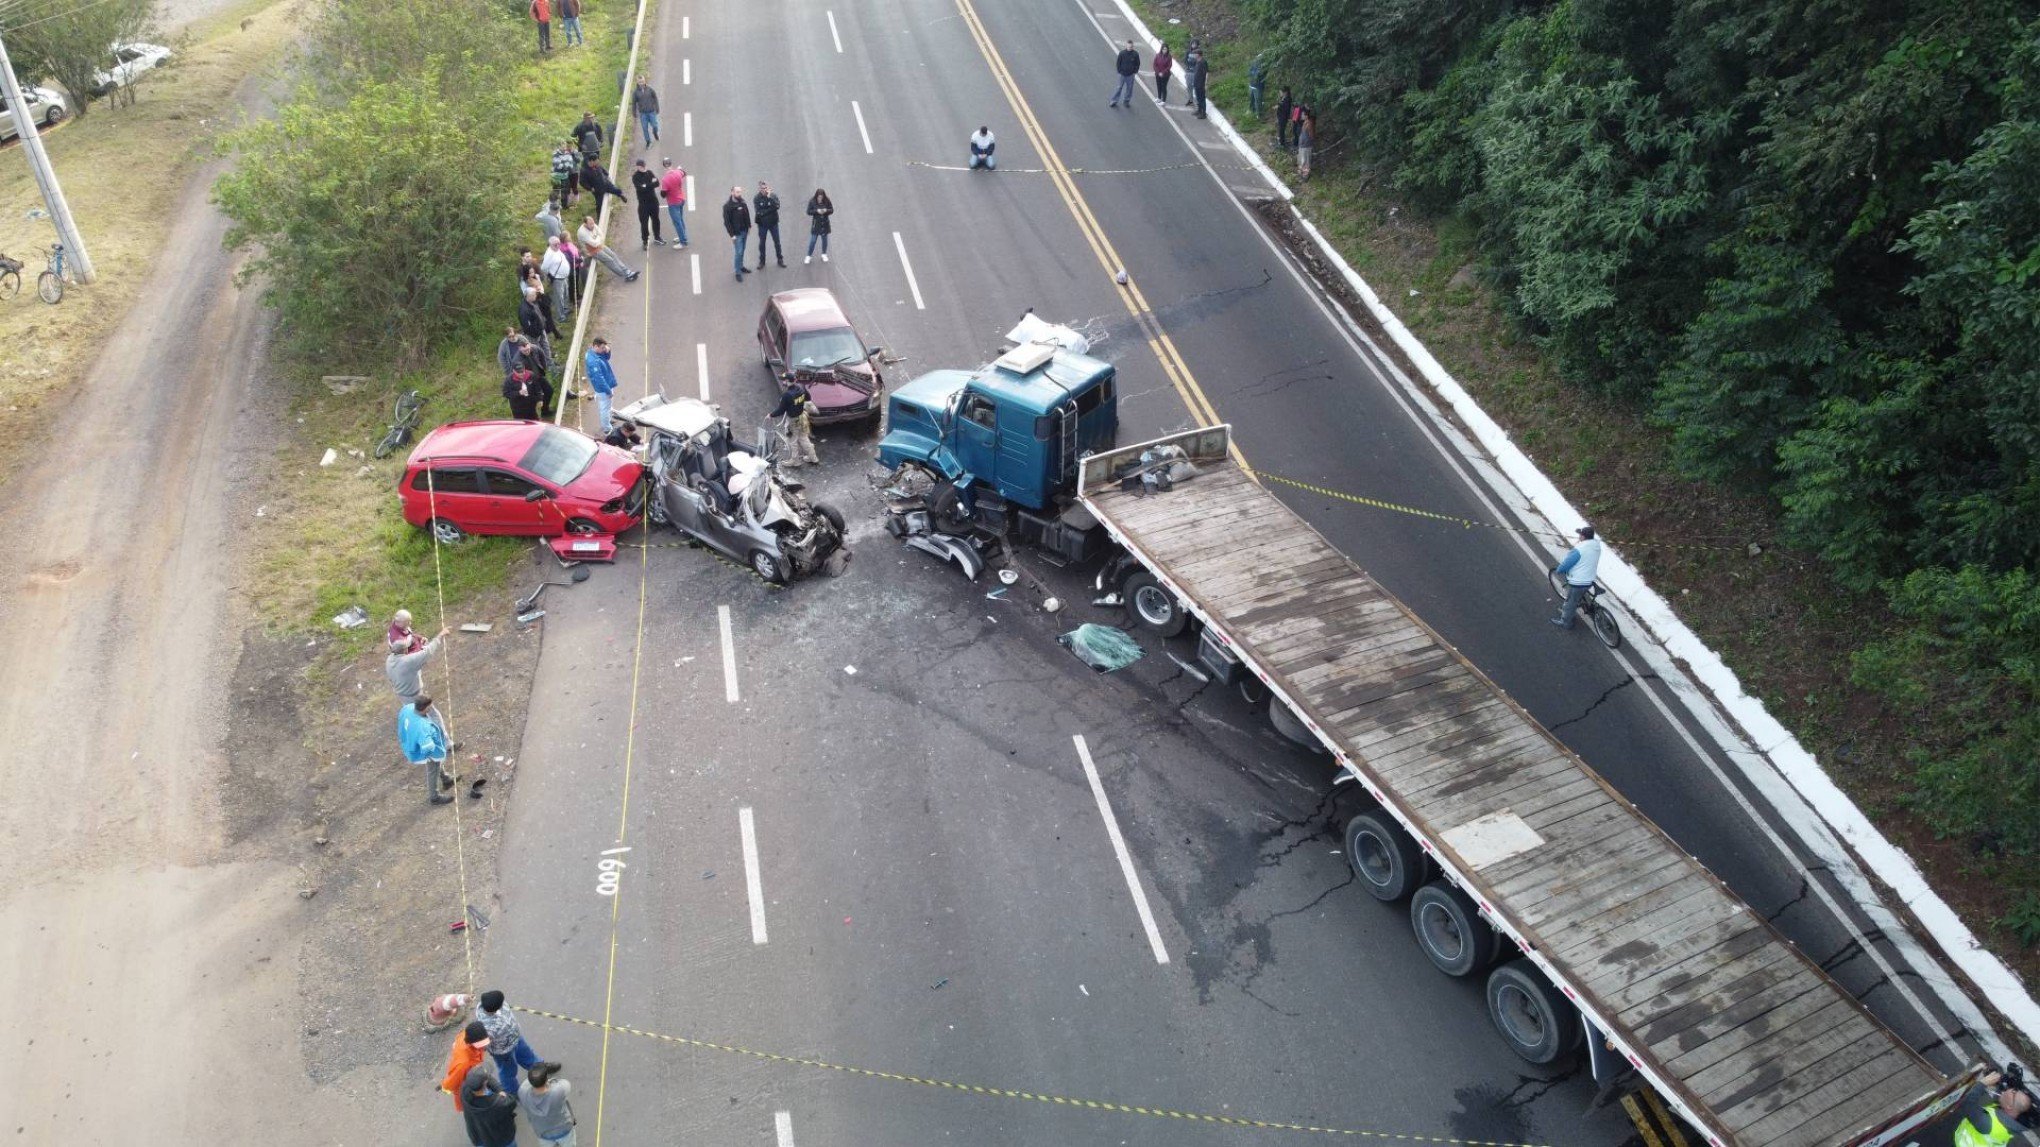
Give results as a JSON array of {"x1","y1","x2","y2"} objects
[{"x1": 440, "y1": 1021, "x2": 492, "y2": 1110}]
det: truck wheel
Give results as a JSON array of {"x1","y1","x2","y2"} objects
[
  {"x1": 1268, "y1": 696, "x2": 1328, "y2": 754},
  {"x1": 1123, "y1": 571, "x2": 1190, "y2": 637},
  {"x1": 1236, "y1": 676, "x2": 1270, "y2": 709},
  {"x1": 1486, "y1": 960, "x2": 1581, "y2": 1065},
  {"x1": 1344, "y1": 810, "x2": 1427, "y2": 902},
  {"x1": 1410, "y1": 880, "x2": 1501, "y2": 977},
  {"x1": 929, "y1": 482, "x2": 972, "y2": 535}
]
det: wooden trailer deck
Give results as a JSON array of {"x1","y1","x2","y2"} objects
[{"x1": 1080, "y1": 450, "x2": 1945, "y2": 1147}]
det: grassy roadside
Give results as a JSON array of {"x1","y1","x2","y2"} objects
[
  {"x1": 1127, "y1": 0, "x2": 2039, "y2": 988},
  {"x1": 0, "y1": 0, "x2": 301, "y2": 482},
  {"x1": 243, "y1": 4, "x2": 640, "y2": 637}
]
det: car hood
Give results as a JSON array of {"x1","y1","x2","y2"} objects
[{"x1": 568, "y1": 445, "x2": 645, "y2": 496}]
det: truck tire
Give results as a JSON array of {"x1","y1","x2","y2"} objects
[
  {"x1": 929, "y1": 482, "x2": 972, "y2": 535},
  {"x1": 1267, "y1": 696, "x2": 1328, "y2": 753},
  {"x1": 1344, "y1": 810, "x2": 1428, "y2": 902},
  {"x1": 1410, "y1": 880, "x2": 1501, "y2": 977},
  {"x1": 1486, "y1": 960, "x2": 1581, "y2": 1065},
  {"x1": 1123, "y1": 570, "x2": 1190, "y2": 637}
]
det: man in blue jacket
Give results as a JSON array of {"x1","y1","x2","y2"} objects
[
  {"x1": 1110, "y1": 41, "x2": 1140, "y2": 108},
  {"x1": 399, "y1": 696, "x2": 456, "y2": 805},
  {"x1": 1551, "y1": 524, "x2": 1604, "y2": 629},
  {"x1": 584, "y1": 337, "x2": 619, "y2": 434}
]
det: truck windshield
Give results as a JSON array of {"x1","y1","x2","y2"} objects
[
  {"x1": 789, "y1": 327, "x2": 865, "y2": 368},
  {"x1": 517, "y1": 426, "x2": 598, "y2": 486}
]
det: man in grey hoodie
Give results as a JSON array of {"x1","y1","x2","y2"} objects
[{"x1": 519, "y1": 1062, "x2": 577, "y2": 1144}]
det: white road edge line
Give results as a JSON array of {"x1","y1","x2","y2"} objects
[
  {"x1": 851, "y1": 100, "x2": 874, "y2": 155},
  {"x1": 740, "y1": 807, "x2": 769, "y2": 945},
  {"x1": 683, "y1": 111, "x2": 693, "y2": 147},
  {"x1": 1075, "y1": 0, "x2": 2006, "y2": 1062},
  {"x1": 696, "y1": 342, "x2": 711, "y2": 402},
  {"x1": 718, "y1": 604, "x2": 739, "y2": 703},
  {"x1": 690, "y1": 253, "x2": 702, "y2": 296},
  {"x1": 1073, "y1": 735, "x2": 1169, "y2": 964},
  {"x1": 892, "y1": 232, "x2": 924, "y2": 310},
  {"x1": 775, "y1": 1111, "x2": 795, "y2": 1147},
  {"x1": 826, "y1": 9, "x2": 843, "y2": 53}
]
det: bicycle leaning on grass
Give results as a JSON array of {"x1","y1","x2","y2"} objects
[
  {"x1": 374, "y1": 389, "x2": 425, "y2": 458},
  {"x1": 35, "y1": 242, "x2": 70, "y2": 305}
]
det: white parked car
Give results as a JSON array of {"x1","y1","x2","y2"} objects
[
  {"x1": 0, "y1": 85, "x2": 67, "y2": 141},
  {"x1": 90, "y1": 42, "x2": 172, "y2": 97}
]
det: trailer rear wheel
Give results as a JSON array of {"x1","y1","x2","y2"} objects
[
  {"x1": 1486, "y1": 960, "x2": 1580, "y2": 1065},
  {"x1": 1410, "y1": 880, "x2": 1501, "y2": 977},
  {"x1": 1123, "y1": 571, "x2": 1190, "y2": 637},
  {"x1": 1268, "y1": 696, "x2": 1329, "y2": 754},
  {"x1": 1344, "y1": 810, "x2": 1427, "y2": 902}
]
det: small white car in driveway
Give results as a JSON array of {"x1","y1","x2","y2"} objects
[
  {"x1": 91, "y1": 42, "x2": 173, "y2": 97},
  {"x1": 0, "y1": 86, "x2": 67, "y2": 141}
]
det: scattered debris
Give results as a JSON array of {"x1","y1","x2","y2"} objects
[
  {"x1": 985, "y1": 587, "x2": 1008, "y2": 600},
  {"x1": 319, "y1": 448, "x2": 338, "y2": 467},
  {"x1": 459, "y1": 622, "x2": 494, "y2": 633},
  {"x1": 1079, "y1": 984, "x2": 1089, "y2": 997},
  {"x1": 322, "y1": 375, "x2": 370, "y2": 395},
  {"x1": 931, "y1": 978, "x2": 948, "y2": 990},
  {"x1": 997, "y1": 569, "x2": 1020, "y2": 586},
  {"x1": 424, "y1": 993, "x2": 471, "y2": 1031},
  {"x1": 1059, "y1": 624, "x2": 1144, "y2": 672},
  {"x1": 843, "y1": 665, "x2": 857, "y2": 675},
  {"x1": 516, "y1": 609, "x2": 546, "y2": 627},
  {"x1": 331, "y1": 605, "x2": 369, "y2": 630}
]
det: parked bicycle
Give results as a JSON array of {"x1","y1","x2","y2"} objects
[
  {"x1": 0, "y1": 251, "x2": 22, "y2": 300},
  {"x1": 36, "y1": 242, "x2": 69, "y2": 305},
  {"x1": 1548, "y1": 567, "x2": 1623, "y2": 649},
  {"x1": 374, "y1": 389, "x2": 425, "y2": 458}
]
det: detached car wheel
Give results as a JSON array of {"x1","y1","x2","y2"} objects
[
  {"x1": 429, "y1": 519, "x2": 466, "y2": 545},
  {"x1": 815, "y1": 502, "x2": 847, "y2": 533}
]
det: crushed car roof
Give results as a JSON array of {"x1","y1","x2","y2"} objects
[{"x1": 627, "y1": 395, "x2": 721, "y2": 439}]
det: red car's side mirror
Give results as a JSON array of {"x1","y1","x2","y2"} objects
[{"x1": 524, "y1": 488, "x2": 550, "y2": 502}]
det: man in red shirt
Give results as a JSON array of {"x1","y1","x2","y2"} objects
[
  {"x1": 529, "y1": 0, "x2": 552, "y2": 52},
  {"x1": 658, "y1": 158, "x2": 689, "y2": 249}
]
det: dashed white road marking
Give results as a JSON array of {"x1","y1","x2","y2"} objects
[
  {"x1": 740, "y1": 807, "x2": 769, "y2": 945},
  {"x1": 682, "y1": 15, "x2": 689, "y2": 37},
  {"x1": 852, "y1": 100, "x2": 873, "y2": 155},
  {"x1": 826, "y1": 9, "x2": 843, "y2": 52},
  {"x1": 683, "y1": 58, "x2": 691, "y2": 85},
  {"x1": 775, "y1": 1111, "x2": 796, "y2": 1147},
  {"x1": 718, "y1": 604, "x2": 739, "y2": 702},
  {"x1": 690, "y1": 253, "x2": 702, "y2": 295},
  {"x1": 1073, "y1": 735, "x2": 1169, "y2": 964},
  {"x1": 696, "y1": 342, "x2": 711, "y2": 401},
  {"x1": 685, "y1": 174, "x2": 696, "y2": 210},
  {"x1": 683, "y1": 111, "x2": 693, "y2": 147},
  {"x1": 892, "y1": 232, "x2": 925, "y2": 310}
]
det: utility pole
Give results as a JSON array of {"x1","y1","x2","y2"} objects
[{"x1": 0, "y1": 30, "x2": 94, "y2": 283}]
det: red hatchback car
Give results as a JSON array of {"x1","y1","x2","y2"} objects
[
  {"x1": 757, "y1": 287, "x2": 885, "y2": 423},
  {"x1": 399, "y1": 420, "x2": 646, "y2": 543}
]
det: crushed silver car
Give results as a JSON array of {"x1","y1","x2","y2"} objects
[{"x1": 616, "y1": 394, "x2": 851, "y2": 583}]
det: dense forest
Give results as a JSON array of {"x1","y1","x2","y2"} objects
[{"x1": 1242, "y1": 0, "x2": 2039, "y2": 855}]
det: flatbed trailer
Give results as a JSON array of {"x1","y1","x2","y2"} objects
[{"x1": 1077, "y1": 426, "x2": 1978, "y2": 1147}]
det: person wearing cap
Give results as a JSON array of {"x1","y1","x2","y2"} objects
[
  {"x1": 770, "y1": 374, "x2": 819, "y2": 467},
  {"x1": 520, "y1": 1061, "x2": 577, "y2": 1145},
  {"x1": 400, "y1": 696, "x2": 458, "y2": 805},
  {"x1": 478, "y1": 989, "x2": 551, "y2": 1093},
  {"x1": 441, "y1": 1021, "x2": 493, "y2": 1110},
  {"x1": 1551, "y1": 524, "x2": 1604, "y2": 629},
  {"x1": 657, "y1": 158, "x2": 689, "y2": 248},
  {"x1": 722, "y1": 187, "x2": 752, "y2": 281},
  {"x1": 460, "y1": 1064, "x2": 522, "y2": 1146},
  {"x1": 629, "y1": 159, "x2": 663, "y2": 251}
]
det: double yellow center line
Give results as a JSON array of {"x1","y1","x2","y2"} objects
[{"x1": 952, "y1": 0, "x2": 1232, "y2": 444}]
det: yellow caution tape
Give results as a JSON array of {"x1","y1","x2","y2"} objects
[{"x1": 521, "y1": 1005, "x2": 1559, "y2": 1146}]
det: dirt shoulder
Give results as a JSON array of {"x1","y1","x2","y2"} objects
[{"x1": 0, "y1": 0, "x2": 300, "y2": 484}]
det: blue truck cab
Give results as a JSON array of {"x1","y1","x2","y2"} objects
[{"x1": 878, "y1": 340, "x2": 1118, "y2": 513}]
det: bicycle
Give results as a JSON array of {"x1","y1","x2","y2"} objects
[
  {"x1": 1548, "y1": 568, "x2": 1623, "y2": 649},
  {"x1": 0, "y1": 252, "x2": 21, "y2": 300},
  {"x1": 36, "y1": 242, "x2": 68, "y2": 305},
  {"x1": 373, "y1": 389, "x2": 425, "y2": 459}
]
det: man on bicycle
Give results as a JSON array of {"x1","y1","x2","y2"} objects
[{"x1": 1551, "y1": 524, "x2": 1603, "y2": 629}]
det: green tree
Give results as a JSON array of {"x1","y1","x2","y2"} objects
[
  {"x1": 212, "y1": 71, "x2": 519, "y2": 369},
  {"x1": 303, "y1": 0, "x2": 519, "y2": 102},
  {"x1": 0, "y1": 0, "x2": 156, "y2": 118}
]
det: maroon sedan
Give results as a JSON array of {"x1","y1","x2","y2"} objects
[{"x1": 756, "y1": 288, "x2": 885, "y2": 423}]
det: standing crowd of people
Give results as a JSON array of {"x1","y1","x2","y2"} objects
[{"x1": 1079, "y1": 37, "x2": 1316, "y2": 178}]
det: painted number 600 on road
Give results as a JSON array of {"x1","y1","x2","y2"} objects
[{"x1": 596, "y1": 846, "x2": 630, "y2": 896}]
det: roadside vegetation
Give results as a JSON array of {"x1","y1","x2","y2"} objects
[
  {"x1": 1132, "y1": 0, "x2": 2040, "y2": 974},
  {"x1": 217, "y1": 0, "x2": 636, "y2": 636},
  {"x1": 0, "y1": 0, "x2": 156, "y2": 120},
  {"x1": 0, "y1": 0, "x2": 295, "y2": 481}
]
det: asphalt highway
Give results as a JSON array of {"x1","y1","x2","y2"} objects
[{"x1": 475, "y1": 0, "x2": 1986, "y2": 1143}]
